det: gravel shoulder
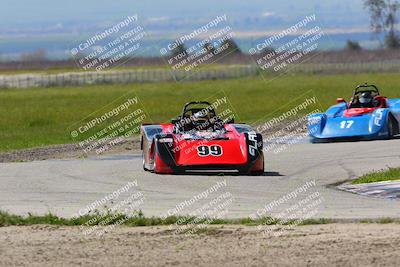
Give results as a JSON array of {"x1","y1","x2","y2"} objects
[
  {"x1": 0, "y1": 137, "x2": 141, "y2": 163},
  {"x1": 0, "y1": 223, "x2": 399, "y2": 266}
]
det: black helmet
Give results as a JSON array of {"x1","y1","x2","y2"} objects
[
  {"x1": 192, "y1": 111, "x2": 209, "y2": 125},
  {"x1": 359, "y1": 92, "x2": 373, "y2": 105}
]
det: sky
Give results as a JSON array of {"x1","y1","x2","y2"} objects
[
  {"x1": 0, "y1": 0, "x2": 376, "y2": 59},
  {"x1": 0, "y1": 0, "x2": 367, "y2": 29}
]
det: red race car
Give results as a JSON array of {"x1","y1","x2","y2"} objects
[{"x1": 140, "y1": 101, "x2": 264, "y2": 175}]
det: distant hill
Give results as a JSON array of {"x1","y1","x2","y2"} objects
[
  {"x1": 1, "y1": 0, "x2": 368, "y2": 30},
  {"x1": 0, "y1": 0, "x2": 379, "y2": 60}
]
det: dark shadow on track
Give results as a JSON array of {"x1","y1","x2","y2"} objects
[
  {"x1": 311, "y1": 135, "x2": 400, "y2": 144},
  {"x1": 159, "y1": 171, "x2": 283, "y2": 177}
]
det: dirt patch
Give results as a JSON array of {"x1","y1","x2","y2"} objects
[
  {"x1": 0, "y1": 136, "x2": 141, "y2": 163},
  {"x1": 0, "y1": 223, "x2": 399, "y2": 266}
]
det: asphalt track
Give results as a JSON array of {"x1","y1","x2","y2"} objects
[{"x1": 1, "y1": 138, "x2": 399, "y2": 219}]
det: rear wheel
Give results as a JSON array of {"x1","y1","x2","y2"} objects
[
  {"x1": 246, "y1": 156, "x2": 265, "y2": 176},
  {"x1": 388, "y1": 118, "x2": 394, "y2": 139},
  {"x1": 250, "y1": 161, "x2": 265, "y2": 176}
]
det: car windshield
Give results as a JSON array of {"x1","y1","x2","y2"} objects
[
  {"x1": 174, "y1": 104, "x2": 224, "y2": 133},
  {"x1": 349, "y1": 89, "x2": 380, "y2": 108}
]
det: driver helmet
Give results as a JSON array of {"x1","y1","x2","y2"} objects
[
  {"x1": 359, "y1": 92, "x2": 373, "y2": 105},
  {"x1": 192, "y1": 111, "x2": 209, "y2": 126}
]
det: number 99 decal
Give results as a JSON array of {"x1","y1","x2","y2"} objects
[{"x1": 197, "y1": 145, "x2": 223, "y2": 157}]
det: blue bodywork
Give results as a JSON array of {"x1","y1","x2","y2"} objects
[{"x1": 308, "y1": 98, "x2": 400, "y2": 142}]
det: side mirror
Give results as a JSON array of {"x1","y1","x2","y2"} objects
[{"x1": 336, "y1": 98, "x2": 346, "y2": 104}]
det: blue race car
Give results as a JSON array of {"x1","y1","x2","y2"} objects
[{"x1": 308, "y1": 84, "x2": 400, "y2": 142}]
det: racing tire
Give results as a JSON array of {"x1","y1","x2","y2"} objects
[
  {"x1": 153, "y1": 153, "x2": 158, "y2": 173},
  {"x1": 388, "y1": 117, "x2": 394, "y2": 139},
  {"x1": 240, "y1": 155, "x2": 264, "y2": 176},
  {"x1": 142, "y1": 154, "x2": 149, "y2": 171},
  {"x1": 250, "y1": 160, "x2": 265, "y2": 176}
]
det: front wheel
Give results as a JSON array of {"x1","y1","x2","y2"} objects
[{"x1": 142, "y1": 154, "x2": 149, "y2": 171}]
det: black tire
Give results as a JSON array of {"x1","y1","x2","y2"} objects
[
  {"x1": 142, "y1": 154, "x2": 149, "y2": 171},
  {"x1": 250, "y1": 161, "x2": 265, "y2": 176},
  {"x1": 388, "y1": 118, "x2": 394, "y2": 139},
  {"x1": 242, "y1": 157, "x2": 265, "y2": 176}
]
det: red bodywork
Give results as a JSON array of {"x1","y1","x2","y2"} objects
[
  {"x1": 161, "y1": 124, "x2": 247, "y2": 165},
  {"x1": 344, "y1": 96, "x2": 388, "y2": 118},
  {"x1": 148, "y1": 124, "x2": 264, "y2": 174},
  {"x1": 344, "y1": 107, "x2": 377, "y2": 117}
]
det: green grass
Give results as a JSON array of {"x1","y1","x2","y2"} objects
[
  {"x1": 3, "y1": 210, "x2": 398, "y2": 229},
  {"x1": 0, "y1": 65, "x2": 167, "y2": 75},
  {"x1": 352, "y1": 167, "x2": 400, "y2": 184},
  {"x1": 0, "y1": 64, "x2": 243, "y2": 75},
  {"x1": 1, "y1": 72, "x2": 400, "y2": 151},
  {"x1": 0, "y1": 210, "x2": 333, "y2": 228}
]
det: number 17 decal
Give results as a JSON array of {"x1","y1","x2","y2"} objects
[{"x1": 340, "y1": 120, "x2": 354, "y2": 129}]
